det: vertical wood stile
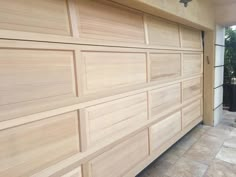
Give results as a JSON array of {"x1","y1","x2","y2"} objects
[{"x1": 67, "y1": 0, "x2": 80, "y2": 38}]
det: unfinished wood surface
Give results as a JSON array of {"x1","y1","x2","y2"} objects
[
  {"x1": 150, "y1": 84, "x2": 181, "y2": 119},
  {"x1": 0, "y1": 49, "x2": 75, "y2": 121},
  {"x1": 182, "y1": 78, "x2": 202, "y2": 101},
  {"x1": 146, "y1": 16, "x2": 180, "y2": 47},
  {"x1": 150, "y1": 111, "x2": 181, "y2": 152},
  {"x1": 183, "y1": 53, "x2": 203, "y2": 76},
  {"x1": 81, "y1": 51, "x2": 147, "y2": 93},
  {"x1": 182, "y1": 100, "x2": 202, "y2": 128},
  {"x1": 0, "y1": 111, "x2": 80, "y2": 177},
  {"x1": 150, "y1": 53, "x2": 181, "y2": 81},
  {"x1": 180, "y1": 26, "x2": 202, "y2": 49},
  {"x1": 0, "y1": 0, "x2": 205, "y2": 176},
  {"x1": 87, "y1": 130, "x2": 149, "y2": 177},
  {"x1": 61, "y1": 167, "x2": 82, "y2": 177},
  {"x1": 0, "y1": 0, "x2": 71, "y2": 36},
  {"x1": 83, "y1": 93, "x2": 148, "y2": 148},
  {"x1": 76, "y1": 0, "x2": 145, "y2": 44}
]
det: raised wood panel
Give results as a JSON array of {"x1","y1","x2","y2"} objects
[
  {"x1": 0, "y1": 112, "x2": 80, "y2": 177},
  {"x1": 87, "y1": 130, "x2": 149, "y2": 177},
  {"x1": 150, "y1": 53, "x2": 181, "y2": 81},
  {"x1": 150, "y1": 84, "x2": 181, "y2": 119},
  {"x1": 182, "y1": 100, "x2": 202, "y2": 128},
  {"x1": 150, "y1": 111, "x2": 181, "y2": 152},
  {"x1": 61, "y1": 167, "x2": 82, "y2": 177},
  {"x1": 76, "y1": 0, "x2": 145, "y2": 44},
  {"x1": 181, "y1": 26, "x2": 202, "y2": 49},
  {"x1": 0, "y1": 0, "x2": 71, "y2": 35},
  {"x1": 0, "y1": 49, "x2": 75, "y2": 121},
  {"x1": 83, "y1": 93, "x2": 148, "y2": 148},
  {"x1": 183, "y1": 53, "x2": 203, "y2": 76},
  {"x1": 146, "y1": 16, "x2": 180, "y2": 47},
  {"x1": 81, "y1": 51, "x2": 147, "y2": 93},
  {"x1": 183, "y1": 78, "x2": 202, "y2": 101}
]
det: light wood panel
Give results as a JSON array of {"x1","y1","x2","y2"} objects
[
  {"x1": 83, "y1": 93, "x2": 148, "y2": 148},
  {"x1": 146, "y1": 16, "x2": 180, "y2": 47},
  {"x1": 182, "y1": 100, "x2": 202, "y2": 128},
  {"x1": 150, "y1": 111, "x2": 182, "y2": 152},
  {"x1": 87, "y1": 130, "x2": 149, "y2": 177},
  {"x1": 183, "y1": 78, "x2": 202, "y2": 101},
  {"x1": 150, "y1": 84, "x2": 181, "y2": 119},
  {"x1": 150, "y1": 53, "x2": 181, "y2": 81},
  {"x1": 181, "y1": 26, "x2": 202, "y2": 49},
  {"x1": 75, "y1": 0, "x2": 145, "y2": 44},
  {"x1": 61, "y1": 167, "x2": 82, "y2": 177},
  {"x1": 81, "y1": 51, "x2": 147, "y2": 93},
  {"x1": 0, "y1": 0, "x2": 205, "y2": 176},
  {"x1": 183, "y1": 53, "x2": 203, "y2": 76},
  {"x1": 0, "y1": 111, "x2": 80, "y2": 177},
  {"x1": 0, "y1": 0, "x2": 71, "y2": 36},
  {"x1": 0, "y1": 49, "x2": 75, "y2": 121}
]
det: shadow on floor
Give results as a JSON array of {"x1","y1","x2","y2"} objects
[{"x1": 136, "y1": 110, "x2": 236, "y2": 177}]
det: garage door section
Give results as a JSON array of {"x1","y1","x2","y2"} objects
[{"x1": 0, "y1": 0, "x2": 203, "y2": 176}]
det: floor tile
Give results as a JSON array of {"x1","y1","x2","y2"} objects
[
  {"x1": 166, "y1": 157, "x2": 208, "y2": 177},
  {"x1": 204, "y1": 159, "x2": 236, "y2": 177},
  {"x1": 224, "y1": 137, "x2": 236, "y2": 148},
  {"x1": 184, "y1": 143, "x2": 218, "y2": 165},
  {"x1": 197, "y1": 134, "x2": 224, "y2": 150},
  {"x1": 230, "y1": 128, "x2": 236, "y2": 137},
  {"x1": 206, "y1": 127, "x2": 231, "y2": 140},
  {"x1": 156, "y1": 150, "x2": 179, "y2": 165},
  {"x1": 216, "y1": 146, "x2": 236, "y2": 165}
]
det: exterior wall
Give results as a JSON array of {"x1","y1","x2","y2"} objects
[
  {"x1": 215, "y1": 2, "x2": 236, "y2": 26},
  {"x1": 213, "y1": 25, "x2": 225, "y2": 126}
]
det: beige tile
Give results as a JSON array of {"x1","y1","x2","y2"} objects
[
  {"x1": 166, "y1": 157, "x2": 208, "y2": 177},
  {"x1": 230, "y1": 128, "x2": 236, "y2": 137},
  {"x1": 152, "y1": 161, "x2": 172, "y2": 177},
  {"x1": 224, "y1": 138, "x2": 236, "y2": 148},
  {"x1": 204, "y1": 159, "x2": 236, "y2": 177},
  {"x1": 216, "y1": 147, "x2": 236, "y2": 165},
  {"x1": 197, "y1": 135, "x2": 224, "y2": 150},
  {"x1": 184, "y1": 143, "x2": 218, "y2": 165},
  {"x1": 157, "y1": 150, "x2": 180, "y2": 165},
  {"x1": 216, "y1": 124, "x2": 234, "y2": 132},
  {"x1": 206, "y1": 127, "x2": 231, "y2": 140}
]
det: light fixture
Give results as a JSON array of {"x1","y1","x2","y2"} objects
[{"x1": 180, "y1": 0, "x2": 192, "y2": 7}]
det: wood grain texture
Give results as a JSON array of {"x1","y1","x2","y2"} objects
[
  {"x1": 183, "y1": 78, "x2": 202, "y2": 101},
  {"x1": 60, "y1": 167, "x2": 82, "y2": 177},
  {"x1": 76, "y1": 0, "x2": 145, "y2": 44},
  {"x1": 0, "y1": 0, "x2": 71, "y2": 35},
  {"x1": 0, "y1": 112, "x2": 80, "y2": 177},
  {"x1": 81, "y1": 51, "x2": 147, "y2": 93},
  {"x1": 150, "y1": 84, "x2": 181, "y2": 119},
  {"x1": 183, "y1": 53, "x2": 203, "y2": 76},
  {"x1": 87, "y1": 130, "x2": 149, "y2": 177},
  {"x1": 150, "y1": 111, "x2": 182, "y2": 152},
  {"x1": 83, "y1": 93, "x2": 148, "y2": 148},
  {"x1": 181, "y1": 26, "x2": 202, "y2": 49},
  {"x1": 150, "y1": 53, "x2": 181, "y2": 81},
  {"x1": 182, "y1": 100, "x2": 202, "y2": 128},
  {"x1": 0, "y1": 0, "x2": 206, "y2": 176},
  {"x1": 0, "y1": 49, "x2": 75, "y2": 121},
  {"x1": 146, "y1": 16, "x2": 180, "y2": 47}
]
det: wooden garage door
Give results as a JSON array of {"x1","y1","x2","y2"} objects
[{"x1": 0, "y1": 0, "x2": 203, "y2": 176}]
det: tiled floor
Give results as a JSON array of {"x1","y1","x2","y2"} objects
[{"x1": 136, "y1": 111, "x2": 236, "y2": 177}]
